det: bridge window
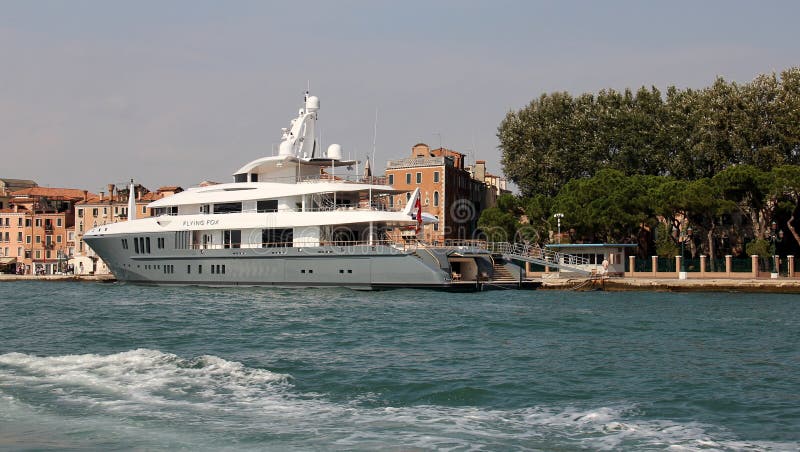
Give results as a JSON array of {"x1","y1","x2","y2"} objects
[
  {"x1": 214, "y1": 202, "x2": 242, "y2": 214},
  {"x1": 223, "y1": 230, "x2": 241, "y2": 249},
  {"x1": 257, "y1": 200, "x2": 278, "y2": 213}
]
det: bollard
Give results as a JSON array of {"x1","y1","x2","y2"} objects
[
  {"x1": 651, "y1": 256, "x2": 658, "y2": 277},
  {"x1": 700, "y1": 255, "x2": 707, "y2": 277},
  {"x1": 788, "y1": 255, "x2": 795, "y2": 278},
  {"x1": 751, "y1": 255, "x2": 759, "y2": 278},
  {"x1": 676, "y1": 255, "x2": 686, "y2": 279},
  {"x1": 725, "y1": 255, "x2": 732, "y2": 276},
  {"x1": 628, "y1": 255, "x2": 635, "y2": 277}
]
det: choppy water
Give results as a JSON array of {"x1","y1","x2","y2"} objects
[{"x1": 0, "y1": 282, "x2": 798, "y2": 451}]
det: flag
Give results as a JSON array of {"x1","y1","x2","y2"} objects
[{"x1": 415, "y1": 196, "x2": 422, "y2": 233}]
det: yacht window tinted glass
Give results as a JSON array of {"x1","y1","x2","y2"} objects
[{"x1": 257, "y1": 200, "x2": 278, "y2": 213}]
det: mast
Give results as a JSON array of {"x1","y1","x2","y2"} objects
[{"x1": 127, "y1": 179, "x2": 136, "y2": 221}]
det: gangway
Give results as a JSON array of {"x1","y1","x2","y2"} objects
[{"x1": 486, "y1": 242, "x2": 593, "y2": 276}]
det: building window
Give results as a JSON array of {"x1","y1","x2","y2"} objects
[
  {"x1": 26, "y1": 235, "x2": 31, "y2": 244},
  {"x1": 142, "y1": 206, "x2": 147, "y2": 214},
  {"x1": 388, "y1": 174, "x2": 394, "y2": 185},
  {"x1": 35, "y1": 236, "x2": 41, "y2": 244},
  {"x1": 77, "y1": 209, "x2": 83, "y2": 218},
  {"x1": 416, "y1": 172, "x2": 421, "y2": 184},
  {"x1": 46, "y1": 250, "x2": 51, "y2": 259},
  {"x1": 433, "y1": 191, "x2": 439, "y2": 207},
  {"x1": 92, "y1": 208, "x2": 98, "y2": 216},
  {"x1": 57, "y1": 218, "x2": 62, "y2": 227},
  {"x1": 35, "y1": 219, "x2": 42, "y2": 227},
  {"x1": 35, "y1": 250, "x2": 41, "y2": 259},
  {"x1": 434, "y1": 171, "x2": 440, "y2": 183},
  {"x1": 388, "y1": 197, "x2": 393, "y2": 208},
  {"x1": 57, "y1": 235, "x2": 62, "y2": 243},
  {"x1": 18, "y1": 218, "x2": 22, "y2": 226},
  {"x1": 406, "y1": 173, "x2": 411, "y2": 184},
  {"x1": 17, "y1": 232, "x2": 22, "y2": 242},
  {"x1": 25, "y1": 219, "x2": 31, "y2": 227},
  {"x1": 103, "y1": 207, "x2": 108, "y2": 215},
  {"x1": 406, "y1": 193, "x2": 411, "y2": 201}
]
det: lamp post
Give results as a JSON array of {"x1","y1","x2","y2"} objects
[
  {"x1": 678, "y1": 225, "x2": 692, "y2": 279},
  {"x1": 769, "y1": 221, "x2": 783, "y2": 278},
  {"x1": 553, "y1": 213, "x2": 564, "y2": 244}
]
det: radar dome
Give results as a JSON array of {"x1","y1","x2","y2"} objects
[
  {"x1": 306, "y1": 95, "x2": 320, "y2": 112},
  {"x1": 327, "y1": 144, "x2": 342, "y2": 160}
]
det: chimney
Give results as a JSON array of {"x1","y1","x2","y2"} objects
[
  {"x1": 99, "y1": 191, "x2": 104, "y2": 202},
  {"x1": 83, "y1": 190, "x2": 88, "y2": 202},
  {"x1": 474, "y1": 160, "x2": 486, "y2": 182},
  {"x1": 107, "y1": 184, "x2": 115, "y2": 201},
  {"x1": 137, "y1": 188, "x2": 142, "y2": 201}
]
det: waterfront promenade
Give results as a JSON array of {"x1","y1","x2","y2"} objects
[{"x1": 2, "y1": 273, "x2": 800, "y2": 292}]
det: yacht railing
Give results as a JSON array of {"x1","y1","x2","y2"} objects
[{"x1": 234, "y1": 174, "x2": 388, "y2": 185}]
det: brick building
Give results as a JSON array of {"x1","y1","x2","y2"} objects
[
  {"x1": 0, "y1": 187, "x2": 89, "y2": 274},
  {"x1": 385, "y1": 143, "x2": 489, "y2": 243}
]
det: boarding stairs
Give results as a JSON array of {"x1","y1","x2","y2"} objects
[
  {"x1": 487, "y1": 242, "x2": 593, "y2": 276},
  {"x1": 490, "y1": 261, "x2": 518, "y2": 283}
]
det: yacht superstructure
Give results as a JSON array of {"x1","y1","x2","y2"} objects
[{"x1": 84, "y1": 92, "x2": 528, "y2": 290}]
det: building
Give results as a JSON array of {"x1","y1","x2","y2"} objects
[
  {"x1": 467, "y1": 160, "x2": 510, "y2": 204},
  {"x1": 385, "y1": 143, "x2": 488, "y2": 243},
  {"x1": 71, "y1": 183, "x2": 182, "y2": 274},
  {"x1": 0, "y1": 187, "x2": 89, "y2": 274},
  {"x1": 0, "y1": 178, "x2": 37, "y2": 210}
]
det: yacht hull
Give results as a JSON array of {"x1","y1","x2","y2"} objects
[{"x1": 85, "y1": 234, "x2": 464, "y2": 290}]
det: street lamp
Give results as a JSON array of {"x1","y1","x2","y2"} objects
[
  {"x1": 677, "y1": 225, "x2": 692, "y2": 279},
  {"x1": 553, "y1": 213, "x2": 564, "y2": 244},
  {"x1": 769, "y1": 221, "x2": 784, "y2": 277}
]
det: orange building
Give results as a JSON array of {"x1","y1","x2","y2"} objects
[
  {"x1": 0, "y1": 187, "x2": 90, "y2": 274},
  {"x1": 385, "y1": 143, "x2": 488, "y2": 243},
  {"x1": 72, "y1": 183, "x2": 182, "y2": 274}
]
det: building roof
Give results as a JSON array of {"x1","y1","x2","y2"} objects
[
  {"x1": 10, "y1": 187, "x2": 89, "y2": 200},
  {"x1": 0, "y1": 178, "x2": 37, "y2": 186}
]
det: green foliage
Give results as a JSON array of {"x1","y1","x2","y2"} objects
[
  {"x1": 745, "y1": 239, "x2": 771, "y2": 258},
  {"x1": 654, "y1": 223, "x2": 679, "y2": 258},
  {"x1": 498, "y1": 67, "x2": 800, "y2": 198},
  {"x1": 477, "y1": 207, "x2": 519, "y2": 243}
]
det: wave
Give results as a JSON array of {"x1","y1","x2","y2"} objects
[{"x1": 0, "y1": 349, "x2": 794, "y2": 450}]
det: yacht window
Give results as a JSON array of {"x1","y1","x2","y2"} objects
[
  {"x1": 250, "y1": 174, "x2": 258, "y2": 182},
  {"x1": 262, "y1": 228, "x2": 293, "y2": 247},
  {"x1": 257, "y1": 200, "x2": 278, "y2": 213},
  {"x1": 214, "y1": 202, "x2": 242, "y2": 214},
  {"x1": 223, "y1": 230, "x2": 241, "y2": 249},
  {"x1": 200, "y1": 204, "x2": 210, "y2": 214},
  {"x1": 134, "y1": 237, "x2": 139, "y2": 254},
  {"x1": 234, "y1": 173, "x2": 248, "y2": 183}
]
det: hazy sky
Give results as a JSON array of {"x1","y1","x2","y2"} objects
[{"x1": 2, "y1": 0, "x2": 798, "y2": 193}]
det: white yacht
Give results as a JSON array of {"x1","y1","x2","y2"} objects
[{"x1": 84, "y1": 92, "x2": 528, "y2": 290}]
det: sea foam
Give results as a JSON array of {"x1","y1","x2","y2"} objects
[{"x1": 1, "y1": 349, "x2": 796, "y2": 450}]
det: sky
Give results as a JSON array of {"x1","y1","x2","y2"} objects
[{"x1": 1, "y1": 0, "x2": 799, "y2": 194}]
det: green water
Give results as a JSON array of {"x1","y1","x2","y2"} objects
[{"x1": 1, "y1": 282, "x2": 798, "y2": 450}]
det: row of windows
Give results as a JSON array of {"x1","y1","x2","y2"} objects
[
  {"x1": 0, "y1": 218, "x2": 63, "y2": 228},
  {"x1": 387, "y1": 171, "x2": 440, "y2": 186},
  {"x1": 211, "y1": 264, "x2": 226, "y2": 274},
  {"x1": 0, "y1": 233, "x2": 62, "y2": 244},
  {"x1": 387, "y1": 191, "x2": 440, "y2": 208},
  {"x1": 77, "y1": 206, "x2": 144, "y2": 218}
]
